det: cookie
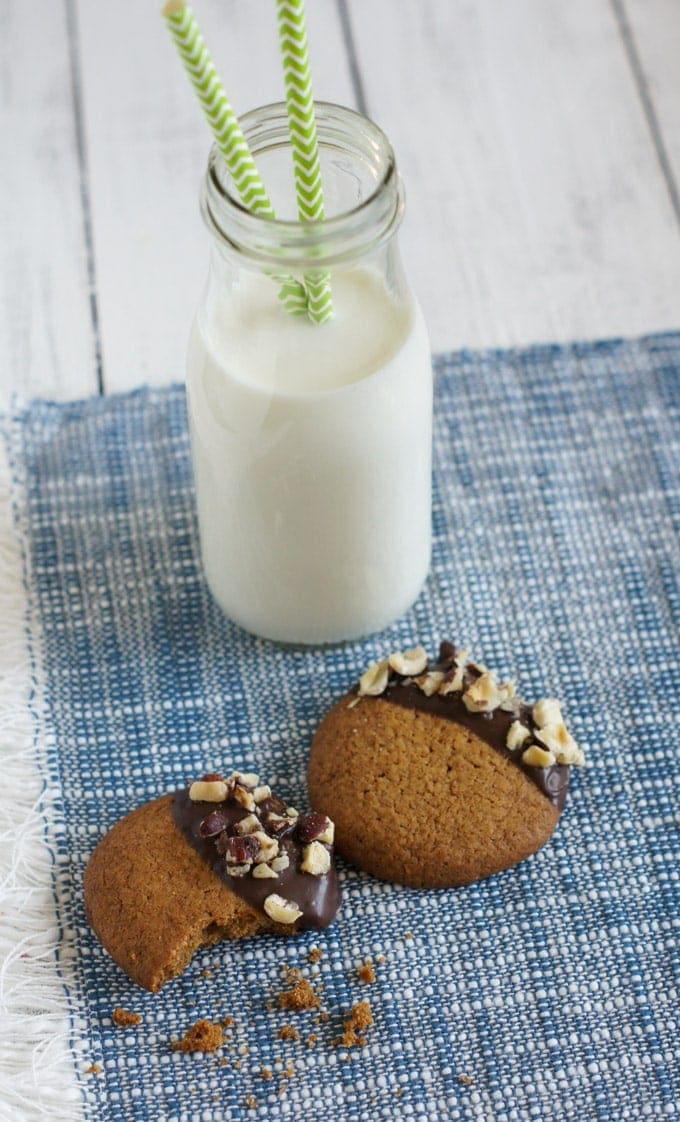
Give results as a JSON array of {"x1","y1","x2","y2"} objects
[
  {"x1": 308, "y1": 643, "x2": 585, "y2": 888},
  {"x1": 85, "y1": 772, "x2": 341, "y2": 991}
]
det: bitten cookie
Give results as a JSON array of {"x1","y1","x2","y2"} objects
[
  {"x1": 85, "y1": 771, "x2": 341, "y2": 991},
  {"x1": 308, "y1": 643, "x2": 585, "y2": 888}
]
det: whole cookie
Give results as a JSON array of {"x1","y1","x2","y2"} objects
[
  {"x1": 308, "y1": 643, "x2": 585, "y2": 888},
  {"x1": 85, "y1": 772, "x2": 341, "y2": 991}
]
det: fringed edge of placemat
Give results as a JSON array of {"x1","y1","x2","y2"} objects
[{"x1": 0, "y1": 411, "x2": 87, "y2": 1121}]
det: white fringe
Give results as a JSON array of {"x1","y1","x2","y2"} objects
[{"x1": 0, "y1": 419, "x2": 87, "y2": 1122}]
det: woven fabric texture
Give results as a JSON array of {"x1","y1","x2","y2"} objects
[{"x1": 10, "y1": 332, "x2": 680, "y2": 1121}]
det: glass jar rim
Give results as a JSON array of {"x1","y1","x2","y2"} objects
[{"x1": 200, "y1": 101, "x2": 405, "y2": 270}]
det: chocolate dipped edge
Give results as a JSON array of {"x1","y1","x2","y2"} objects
[
  {"x1": 172, "y1": 788, "x2": 342, "y2": 930},
  {"x1": 364, "y1": 642, "x2": 570, "y2": 811}
]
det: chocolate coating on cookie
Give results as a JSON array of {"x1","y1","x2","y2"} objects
[
  {"x1": 378, "y1": 642, "x2": 570, "y2": 810},
  {"x1": 173, "y1": 784, "x2": 341, "y2": 930}
]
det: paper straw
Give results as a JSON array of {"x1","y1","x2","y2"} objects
[
  {"x1": 163, "y1": 1, "x2": 308, "y2": 316},
  {"x1": 277, "y1": 0, "x2": 333, "y2": 323}
]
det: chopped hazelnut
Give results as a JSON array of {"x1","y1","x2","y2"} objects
[
  {"x1": 415, "y1": 670, "x2": 446, "y2": 696},
  {"x1": 234, "y1": 813, "x2": 260, "y2": 835},
  {"x1": 301, "y1": 841, "x2": 331, "y2": 876},
  {"x1": 263, "y1": 895, "x2": 303, "y2": 925},
  {"x1": 535, "y1": 722, "x2": 585, "y2": 765},
  {"x1": 439, "y1": 664, "x2": 465, "y2": 694},
  {"x1": 506, "y1": 720, "x2": 531, "y2": 751},
  {"x1": 189, "y1": 779, "x2": 229, "y2": 803},
  {"x1": 252, "y1": 785, "x2": 272, "y2": 804},
  {"x1": 533, "y1": 698, "x2": 562, "y2": 728},
  {"x1": 252, "y1": 830, "x2": 279, "y2": 863},
  {"x1": 522, "y1": 744, "x2": 556, "y2": 768},
  {"x1": 388, "y1": 646, "x2": 428, "y2": 676},
  {"x1": 233, "y1": 772, "x2": 259, "y2": 788},
  {"x1": 252, "y1": 863, "x2": 278, "y2": 879},
  {"x1": 462, "y1": 672, "x2": 503, "y2": 713},
  {"x1": 358, "y1": 660, "x2": 390, "y2": 697},
  {"x1": 233, "y1": 786, "x2": 256, "y2": 812},
  {"x1": 270, "y1": 854, "x2": 290, "y2": 873},
  {"x1": 225, "y1": 862, "x2": 251, "y2": 877}
]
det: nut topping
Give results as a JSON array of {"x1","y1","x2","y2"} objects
[
  {"x1": 252, "y1": 863, "x2": 279, "y2": 879},
  {"x1": 506, "y1": 721, "x2": 532, "y2": 751},
  {"x1": 462, "y1": 672, "x2": 504, "y2": 714},
  {"x1": 439, "y1": 664, "x2": 465, "y2": 695},
  {"x1": 358, "y1": 660, "x2": 390, "y2": 697},
  {"x1": 388, "y1": 646, "x2": 428, "y2": 677},
  {"x1": 263, "y1": 894, "x2": 303, "y2": 925},
  {"x1": 233, "y1": 772, "x2": 259, "y2": 788},
  {"x1": 224, "y1": 834, "x2": 260, "y2": 865},
  {"x1": 415, "y1": 670, "x2": 446, "y2": 697},
  {"x1": 301, "y1": 841, "x2": 331, "y2": 876},
  {"x1": 189, "y1": 779, "x2": 229, "y2": 803},
  {"x1": 522, "y1": 744, "x2": 557, "y2": 768},
  {"x1": 535, "y1": 722, "x2": 585, "y2": 765},
  {"x1": 233, "y1": 786, "x2": 256, "y2": 812},
  {"x1": 251, "y1": 830, "x2": 279, "y2": 864},
  {"x1": 179, "y1": 769, "x2": 340, "y2": 931},
  {"x1": 199, "y1": 809, "x2": 229, "y2": 837},
  {"x1": 270, "y1": 854, "x2": 290, "y2": 873},
  {"x1": 533, "y1": 699, "x2": 563, "y2": 728},
  {"x1": 234, "y1": 813, "x2": 260, "y2": 835},
  {"x1": 296, "y1": 813, "x2": 333, "y2": 845}
]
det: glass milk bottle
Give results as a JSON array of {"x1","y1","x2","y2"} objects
[{"x1": 187, "y1": 102, "x2": 432, "y2": 644}]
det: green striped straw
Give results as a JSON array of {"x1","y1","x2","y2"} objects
[
  {"x1": 277, "y1": 0, "x2": 333, "y2": 324},
  {"x1": 163, "y1": 0, "x2": 308, "y2": 316}
]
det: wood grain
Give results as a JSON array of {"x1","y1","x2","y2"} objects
[
  {"x1": 623, "y1": 0, "x2": 680, "y2": 204},
  {"x1": 0, "y1": 0, "x2": 98, "y2": 404},
  {"x1": 346, "y1": 0, "x2": 680, "y2": 350},
  {"x1": 1, "y1": 0, "x2": 679, "y2": 404}
]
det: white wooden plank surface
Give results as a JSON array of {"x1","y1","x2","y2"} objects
[
  {"x1": 0, "y1": 1, "x2": 97, "y2": 404},
  {"x1": 75, "y1": 0, "x2": 357, "y2": 395},
  {"x1": 346, "y1": 0, "x2": 680, "y2": 352},
  {"x1": 2, "y1": 0, "x2": 680, "y2": 405},
  {"x1": 624, "y1": 0, "x2": 680, "y2": 194}
]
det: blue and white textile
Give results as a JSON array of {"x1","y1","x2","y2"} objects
[{"x1": 4, "y1": 332, "x2": 679, "y2": 1121}]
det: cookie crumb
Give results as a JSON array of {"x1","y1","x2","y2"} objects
[
  {"x1": 278, "y1": 1024, "x2": 300, "y2": 1041},
  {"x1": 245, "y1": 1095, "x2": 258, "y2": 1110},
  {"x1": 404, "y1": 932, "x2": 414, "y2": 941},
  {"x1": 357, "y1": 960, "x2": 376, "y2": 984},
  {"x1": 377, "y1": 955, "x2": 387, "y2": 964},
  {"x1": 261, "y1": 1067, "x2": 272, "y2": 1080},
  {"x1": 172, "y1": 1019, "x2": 224, "y2": 1054},
  {"x1": 306, "y1": 1033, "x2": 318, "y2": 1048},
  {"x1": 307, "y1": 947, "x2": 323, "y2": 964},
  {"x1": 85, "y1": 1063, "x2": 101, "y2": 1076},
  {"x1": 277, "y1": 969, "x2": 320, "y2": 1012},
  {"x1": 222, "y1": 1016, "x2": 234, "y2": 1028},
  {"x1": 336, "y1": 1000, "x2": 373, "y2": 1047},
  {"x1": 458, "y1": 1073, "x2": 475, "y2": 1086},
  {"x1": 283, "y1": 1063, "x2": 295, "y2": 1078},
  {"x1": 112, "y1": 1007, "x2": 141, "y2": 1028}
]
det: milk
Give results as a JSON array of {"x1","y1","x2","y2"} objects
[{"x1": 186, "y1": 266, "x2": 432, "y2": 644}]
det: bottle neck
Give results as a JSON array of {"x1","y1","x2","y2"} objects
[{"x1": 200, "y1": 102, "x2": 405, "y2": 273}]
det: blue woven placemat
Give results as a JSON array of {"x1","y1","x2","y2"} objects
[{"x1": 9, "y1": 332, "x2": 680, "y2": 1121}]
